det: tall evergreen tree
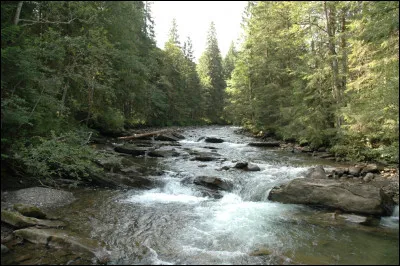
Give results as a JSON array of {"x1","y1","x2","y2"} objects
[
  {"x1": 223, "y1": 41, "x2": 238, "y2": 80},
  {"x1": 197, "y1": 21, "x2": 226, "y2": 123},
  {"x1": 168, "y1": 18, "x2": 180, "y2": 47}
]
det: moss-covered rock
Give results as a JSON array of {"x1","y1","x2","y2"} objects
[
  {"x1": 1, "y1": 210, "x2": 65, "y2": 229},
  {"x1": 13, "y1": 203, "x2": 47, "y2": 219},
  {"x1": 14, "y1": 228, "x2": 110, "y2": 264}
]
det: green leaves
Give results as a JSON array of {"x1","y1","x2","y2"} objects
[{"x1": 13, "y1": 131, "x2": 103, "y2": 181}]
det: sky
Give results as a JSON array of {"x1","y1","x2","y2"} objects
[{"x1": 151, "y1": 1, "x2": 248, "y2": 62}]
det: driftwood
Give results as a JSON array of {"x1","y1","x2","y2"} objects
[{"x1": 118, "y1": 129, "x2": 170, "y2": 140}]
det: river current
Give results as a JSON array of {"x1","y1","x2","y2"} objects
[{"x1": 54, "y1": 126, "x2": 399, "y2": 265}]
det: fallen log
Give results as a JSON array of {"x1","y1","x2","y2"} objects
[{"x1": 118, "y1": 129, "x2": 170, "y2": 140}]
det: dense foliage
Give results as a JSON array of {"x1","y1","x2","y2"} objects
[
  {"x1": 225, "y1": 1, "x2": 398, "y2": 163},
  {"x1": 1, "y1": 1, "x2": 398, "y2": 185},
  {"x1": 1, "y1": 1, "x2": 212, "y2": 183}
]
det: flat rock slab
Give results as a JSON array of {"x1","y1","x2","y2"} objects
[
  {"x1": 14, "y1": 228, "x2": 109, "y2": 263},
  {"x1": 268, "y1": 178, "x2": 389, "y2": 215},
  {"x1": 1, "y1": 210, "x2": 66, "y2": 229},
  {"x1": 1, "y1": 187, "x2": 75, "y2": 209},
  {"x1": 114, "y1": 145, "x2": 147, "y2": 156}
]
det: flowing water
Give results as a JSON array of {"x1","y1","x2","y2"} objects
[{"x1": 46, "y1": 126, "x2": 399, "y2": 264}]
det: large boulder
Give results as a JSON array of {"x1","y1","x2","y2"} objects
[
  {"x1": 268, "y1": 178, "x2": 391, "y2": 215},
  {"x1": 1, "y1": 187, "x2": 75, "y2": 209}
]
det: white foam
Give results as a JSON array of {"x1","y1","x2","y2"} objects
[{"x1": 126, "y1": 192, "x2": 207, "y2": 204}]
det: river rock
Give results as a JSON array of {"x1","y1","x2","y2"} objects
[
  {"x1": 361, "y1": 164, "x2": 381, "y2": 175},
  {"x1": 248, "y1": 142, "x2": 280, "y2": 147},
  {"x1": 171, "y1": 132, "x2": 185, "y2": 139},
  {"x1": 349, "y1": 166, "x2": 362, "y2": 177},
  {"x1": 380, "y1": 181, "x2": 399, "y2": 205},
  {"x1": 154, "y1": 134, "x2": 179, "y2": 142},
  {"x1": 246, "y1": 163, "x2": 261, "y2": 171},
  {"x1": 234, "y1": 162, "x2": 248, "y2": 169},
  {"x1": 94, "y1": 156, "x2": 122, "y2": 172},
  {"x1": 14, "y1": 228, "x2": 110, "y2": 264},
  {"x1": 204, "y1": 137, "x2": 224, "y2": 143},
  {"x1": 305, "y1": 165, "x2": 327, "y2": 179},
  {"x1": 193, "y1": 176, "x2": 234, "y2": 191},
  {"x1": 148, "y1": 149, "x2": 180, "y2": 158},
  {"x1": 1, "y1": 187, "x2": 75, "y2": 209},
  {"x1": 333, "y1": 168, "x2": 348, "y2": 177},
  {"x1": 191, "y1": 156, "x2": 218, "y2": 162},
  {"x1": 13, "y1": 203, "x2": 47, "y2": 219},
  {"x1": 268, "y1": 178, "x2": 391, "y2": 215},
  {"x1": 249, "y1": 247, "x2": 272, "y2": 256},
  {"x1": 1, "y1": 210, "x2": 66, "y2": 229},
  {"x1": 363, "y1": 173, "x2": 374, "y2": 182},
  {"x1": 114, "y1": 145, "x2": 147, "y2": 156},
  {"x1": 91, "y1": 173, "x2": 153, "y2": 189}
]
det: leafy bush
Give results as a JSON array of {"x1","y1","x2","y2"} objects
[
  {"x1": 93, "y1": 107, "x2": 125, "y2": 134},
  {"x1": 13, "y1": 130, "x2": 104, "y2": 183}
]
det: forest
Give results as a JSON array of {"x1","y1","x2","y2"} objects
[{"x1": 1, "y1": 1, "x2": 398, "y2": 185}]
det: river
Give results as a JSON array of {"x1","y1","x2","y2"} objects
[{"x1": 50, "y1": 126, "x2": 399, "y2": 265}]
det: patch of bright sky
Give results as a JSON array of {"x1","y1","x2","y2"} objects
[{"x1": 151, "y1": 1, "x2": 247, "y2": 62}]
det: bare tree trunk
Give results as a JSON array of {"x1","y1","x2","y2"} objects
[{"x1": 14, "y1": 1, "x2": 23, "y2": 25}]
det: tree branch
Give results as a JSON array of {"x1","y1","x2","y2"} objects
[{"x1": 19, "y1": 17, "x2": 78, "y2": 27}]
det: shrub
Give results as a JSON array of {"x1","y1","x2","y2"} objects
[{"x1": 13, "y1": 130, "x2": 104, "y2": 183}]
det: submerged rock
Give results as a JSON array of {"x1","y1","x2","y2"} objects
[
  {"x1": 268, "y1": 178, "x2": 392, "y2": 215},
  {"x1": 249, "y1": 247, "x2": 272, "y2": 256}
]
